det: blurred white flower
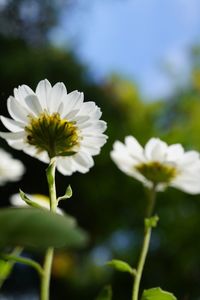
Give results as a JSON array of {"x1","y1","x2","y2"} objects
[
  {"x1": 0, "y1": 148, "x2": 24, "y2": 185},
  {"x1": 111, "y1": 136, "x2": 200, "y2": 194},
  {"x1": 10, "y1": 193, "x2": 63, "y2": 214},
  {"x1": 0, "y1": 79, "x2": 107, "y2": 175}
]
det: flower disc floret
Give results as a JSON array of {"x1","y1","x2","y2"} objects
[
  {"x1": 25, "y1": 112, "x2": 78, "y2": 158},
  {"x1": 135, "y1": 161, "x2": 177, "y2": 184},
  {"x1": 0, "y1": 79, "x2": 107, "y2": 175},
  {"x1": 111, "y1": 136, "x2": 200, "y2": 194}
]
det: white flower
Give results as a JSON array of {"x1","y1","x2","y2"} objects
[
  {"x1": 111, "y1": 136, "x2": 200, "y2": 194},
  {"x1": 0, "y1": 148, "x2": 25, "y2": 185},
  {"x1": 10, "y1": 193, "x2": 63, "y2": 214},
  {"x1": 0, "y1": 79, "x2": 107, "y2": 175}
]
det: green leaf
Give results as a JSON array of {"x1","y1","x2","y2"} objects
[
  {"x1": 19, "y1": 189, "x2": 42, "y2": 208},
  {"x1": 57, "y1": 185, "x2": 73, "y2": 202},
  {"x1": 141, "y1": 287, "x2": 177, "y2": 300},
  {"x1": 106, "y1": 259, "x2": 136, "y2": 275},
  {"x1": 0, "y1": 208, "x2": 87, "y2": 251},
  {"x1": 145, "y1": 215, "x2": 159, "y2": 229},
  {"x1": 96, "y1": 285, "x2": 112, "y2": 300}
]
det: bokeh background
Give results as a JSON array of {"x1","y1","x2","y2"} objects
[{"x1": 1, "y1": 0, "x2": 200, "y2": 299}]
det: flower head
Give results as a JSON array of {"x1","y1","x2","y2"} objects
[
  {"x1": 111, "y1": 136, "x2": 200, "y2": 194},
  {"x1": 0, "y1": 79, "x2": 107, "y2": 175},
  {"x1": 0, "y1": 148, "x2": 25, "y2": 185}
]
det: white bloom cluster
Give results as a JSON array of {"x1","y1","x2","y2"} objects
[
  {"x1": 0, "y1": 148, "x2": 25, "y2": 185},
  {"x1": 111, "y1": 136, "x2": 200, "y2": 194},
  {"x1": 0, "y1": 79, "x2": 107, "y2": 175}
]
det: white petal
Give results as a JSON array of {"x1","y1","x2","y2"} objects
[
  {"x1": 145, "y1": 138, "x2": 167, "y2": 161},
  {"x1": 7, "y1": 96, "x2": 29, "y2": 122},
  {"x1": 171, "y1": 175, "x2": 200, "y2": 194},
  {"x1": 57, "y1": 157, "x2": 75, "y2": 175},
  {"x1": 81, "y1": 145, "x2": 101, "y2": 155},
  {"x1": 62, "y1": 91, "x2": 84, "y2": 117},
  {"x1": 111, "y1": 150, "x2": 148, "y2": 184},
  {"x1": 35, "y1": 152, "x2": 49, "y2": 163},
  {"x1": 0, "y1": 116, "x2": 24, "y2": 132},
  {"x1": 77, "y1": 102, "x2": 102, "y2": 119},
  {"x1": 35, "y1": 79, "x2": 52, "y2": 109},
  {"x1": 81, "y1": 121, "x2": 107, "y2": 135},
  {"x1": 7, "y1": 139, "x2": 25, "y2": 150},
  {"x1": 14, "y1": 85, "x2": 34, "y2": 106},
  {"x1": 24, "y1": 95, "x2": 42, "y2": 116},
  {"x1": 64, "y1": 109, "x2": 79, "y2": 120},
  {"x1": 0, "y1": 131, "x2": 25, "y2": 140},
  {"x1": 125, "y1": 136, "x2": 144, "y2": 161},
  {"x1": 73, "y1": 152, "x2": 94, "y2": 173},
  {"x1": 74, "y1": 115, "x2": 90, "y2": 123},
  {"x1": 178, "y1": 151, "x2": 200, "y2": 167},
  {"x1": 49, "y1": 82, "x2": 67, "y2": 113},
  {"x1": 166, "y1": 144, "x2": 184, "y2": 161},
  {"x1": 81, "y1": 135, "x2": 107, "y2": 148}
]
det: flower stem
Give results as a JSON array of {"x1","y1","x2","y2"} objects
[
  {"x1": 2, "y1": 253, "x2": 44, "y2": 277},
  {"x1": 40, "y1": 157, "x2": 57, "y2": 300},
  {"x1": 146, "y1": 184, "x2": 156, "y2": 218},
  {"x1": 132, "y1": 185, "x2": 157, "y2": 300}
]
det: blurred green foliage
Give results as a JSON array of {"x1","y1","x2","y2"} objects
[{"x1": 1, "y1": 2, "x2": 200, "y2": 300}]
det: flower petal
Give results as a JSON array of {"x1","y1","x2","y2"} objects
[
  {"x1": 7, "y1": 96, "x2": 29, "y2": 122},
  {"x1": 145, "y1": 138, "x2": 167, "y2": 161},
  {"x1": 61, "y1": 91, "x2": 84, "y2": 117},
  {"x1": 14, "y1": 85, "x2": 34, "y2": 106},
  {"x1": 0, "y1": 131, "x2": 25, "y2": 140},
  {"x1": 166, "y1": 144, "x2": 184, "y2": 161},
  {"x1": 24, "y1": 94, "x2": 43, "y2": 116},
  {"x1": 35, "y1": 79, "x2": 52, "y2": 109},
  {"x1": 0, "y1": 116, "x2": 24, "y2": 132},
  {"x1": 125, "y1": 136, "x2": 144, "y2": 161},
  {"x1": 49, "y1": 82, "x2": 67, "y2": 113}
]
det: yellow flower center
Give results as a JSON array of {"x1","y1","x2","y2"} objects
[
  {"x1": 25, "y1": 112, "x2": 79, "y2": 158},
  {"x1": 135, "y1": 161, "x2": 177, "y2": 184}
]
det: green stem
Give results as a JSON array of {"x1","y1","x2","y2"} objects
[
  {"x1": 40, "y1": 157, "x2": 57, "y2": 300},
  {"x1": 132, "y1": 226, "x2": 152, "y2": 300},
  {"x1": 2, "y1": 253, "x2": 44, "y2": 277},
  {"x1": 146, "y1": 184, "x2": 156, "y2": 218},
  {"x1": 132, "y1": 185, "x2": 157, "y2": 300}
]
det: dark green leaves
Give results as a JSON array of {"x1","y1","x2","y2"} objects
[
  {"x1": 0, "y1": 208, "x2": 87, "y2": 251},
  {"x1": 96, "y1": 286, "x2": 112, "y2": 300},
  {"x1": 141, "y1": 287, "x2": 177, "y2": 300}
]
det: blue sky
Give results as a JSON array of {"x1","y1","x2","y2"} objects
[{"x1": 50, "y1": 0, "x2": 200, "y2": 100}]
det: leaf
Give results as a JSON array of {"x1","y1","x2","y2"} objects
[
  {"x1": 96, "y1": 286, "x2": 112, "y2": 300},
  {"x1": 19, "y1": 189, "x2": 42, "y2": 208},
  {"x1": 145, "y1": 215, "x2": 159, "y2": 229},
  {"x1": 141, "y1": 287, "x2": 177, "y2": 300},
  {"x1": 57, "y1": 185, "x2": 73, "y2": 202},
  {"x1": 106, "y1": 259, "x2": 136, "y2": 275},
  {"x1": 0, "y1": 208, "x2": 87, "y2": 251}
]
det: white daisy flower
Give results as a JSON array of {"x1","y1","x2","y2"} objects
[
  {"x1": 0, "y1": 79, "x2": 107, "y2": 175},
  {"x1": 0, "y1": 148, "x2": 25, "y2": 185},
  {"x1": 10, "y1": 193, "x2": 63, "y2": 215},
  {"x1": 111, "y1": 136, "x2": 200, "y2": 194}
]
